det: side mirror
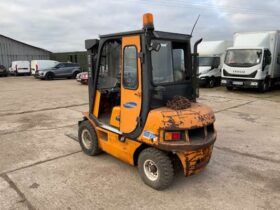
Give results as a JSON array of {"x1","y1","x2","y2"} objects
[
  {"x1": 266, "y1": 56, "x2": 271, "y2": 65},
  {"x1": 264, "y1": 50, "x2": 271, "y2": 66},
  {"x1": 149, "y1": 42, "x2": 161, "y2": 52}
]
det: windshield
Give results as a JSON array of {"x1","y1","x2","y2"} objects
[
  {"x1": 151, "y1": 40, "x2": 188, "y2": 84},
  {"x1": 199, "y1": 57, "x2": 219, "y2": 66},
  {"x1": 225, "y1": 49, "x2": 262, "y2": 67}
]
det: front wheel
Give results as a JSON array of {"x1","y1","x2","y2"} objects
[
  {"x1": 138, "y1": 148, "x2": 174, "y2": 190},
  {"x1": 259, "y1": 80, "x2": 269, "y2": 93},
  {"x1": 208, "y1": 77, "x2": 215, "y2": 88},
  {"x1": 45, "y1": 72, "x2": 54, "y2": 80},
  {"x1": 226, "y1": 86, "x2": 233, "y2": 91},
  {"x1": 78, "y1": 120, "x2": 102, "y2": 156}
]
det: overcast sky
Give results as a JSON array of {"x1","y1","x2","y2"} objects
[{"x1": 0, "y1": 0, "x2": 279, "y2": 52}]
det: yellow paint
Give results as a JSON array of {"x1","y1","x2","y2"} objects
[
  {"x1": 93, "y1": 90, "x2": 101, "y2": 117},
  {"x1": 120, "y1": 35, "x2": 142, "y2": 133},
  {"x1": 83, "y1": 112, "x2": 141, "y2": 166},
  {"x1": 110, "y1": 106, "x2": 120, "y2": 128},
  {"x1": 95, "y1": 126, "x2": 141, "y2": 165},
  {"x1": 138, "y1": 102, "x2": 215, "y2": 144}
]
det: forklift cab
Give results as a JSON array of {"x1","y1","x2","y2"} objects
[
  {"x1": 85, "y1": 14, "x2": 198, "y2": 138},
  {"x1": 81, "y1": 13, "x2": 216, "y2": 190}
]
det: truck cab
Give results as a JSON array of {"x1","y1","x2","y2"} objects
[
  {"x1": 198, "y1": 55, "x2": 220, "y2": 87},
  {"x1": 197, "y1": 40, "x2": 232, "y2": 88},
  {"x1": 221, "y1": 31, "x2": 280, "y2": 92},
  {"x1": 222, "y1": 47, "x2": 272, "y2": 91}
]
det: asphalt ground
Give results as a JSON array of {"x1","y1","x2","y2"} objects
[{"x1": 0, "y1": 76, "x2": 279, "y2": 210}]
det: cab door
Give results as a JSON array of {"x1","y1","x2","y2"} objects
[{"x1": 120, "y1": 35, "x2": 142, "y2": 133}]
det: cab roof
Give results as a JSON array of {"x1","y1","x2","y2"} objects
[
  {"x1": 100, "y1": 30, "x2": 191, "y2": 41},
  {"x1": 85, "y1": 30, "x2": 191, "y2": 50}
]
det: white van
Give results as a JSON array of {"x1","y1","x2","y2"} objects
[
  {"x1": 31, "y1": 60, "x2": 59, "y2": 75},
  {"x1": 198, "y1": 40, "x2": 232, "y2": 87},
  {"x1": 10, "y1": 61, "x2": 30, "y2": 75}
]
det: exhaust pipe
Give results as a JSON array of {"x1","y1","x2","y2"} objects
[{"x1": 193, "y1": 38, "x2": 203, "y2": 99}]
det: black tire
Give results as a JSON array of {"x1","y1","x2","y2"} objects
[
  {"x1": 259, "y1": 81, "x2": 268, "y2": 93},
  {"x1": 45, "y1": 72, "x2": 54, "y2": 80},
  {"x1": 226, "y1": 86, "x2": 233, "y2": 91},
  {"x1": 72, "y1": 71, "x2": 79, "y2": 79},
  {"x1": 138, "y1": 148, "x2": 174, "y2": 190},
  {"x1": 78, "y1": 120, "x2": 102, "y2": 156},
  {"x1": 208, "y1": 77, "x2": 215, "y2": 88}
]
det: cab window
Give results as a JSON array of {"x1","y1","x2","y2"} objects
[
  {"x1": 98, "y1": 40, "x2": 121, "y2": 89},
  {"x1": 152, "y1": 40, "x2": 187, "y2": 84},
  {"x1": 56, "y1": 63, "x2": 64, "y2": 68},
  {"x1": 123, "y1": 46, "x2": 138, "y2": 89}
]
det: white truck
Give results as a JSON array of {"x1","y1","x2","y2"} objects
[
  {"x1": 9, "y1": 61, "x2": 30, "y2": 76},
  {"x1": 198, "y1": 40, "x2": 232, "y2": 88},
  {"x1": 221, "y1": 31, "x2": 280, "y2": 92},
  {"x1": 31, "y1": 60, "x2": 59, "y2": 75}
]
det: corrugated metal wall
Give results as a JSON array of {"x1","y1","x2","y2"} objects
[{"x1": 0, "y1": 35, "x2": 50, "y2": 68}]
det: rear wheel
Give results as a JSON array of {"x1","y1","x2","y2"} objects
[
  {"x1": 45, "y1": 72, "x2": 54, "y2": 80},
  {"x1": 78, "y1": 120, "x2": 102, "y2": 156},
  {"x1": 138, "y1": 148, "x2": 174, "y2": 190}
]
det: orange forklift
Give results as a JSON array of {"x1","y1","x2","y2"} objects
[{"x1": 79, "y1": 13, "x2": 217, "y2": 190}]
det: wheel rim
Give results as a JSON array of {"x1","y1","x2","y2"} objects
[
  {"x1": 47, "y1": 74, "x2": 51, "y2": 79},
  {"x1": 143, "y1": 159, "x2": 159, "y2": 181},
  {"x1": 81, "y1": 129, "x2": 92, "y2": 149}
]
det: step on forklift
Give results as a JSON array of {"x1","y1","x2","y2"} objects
[{"x1": 79, "y1": 13, "x2": 217, "y2": 190}]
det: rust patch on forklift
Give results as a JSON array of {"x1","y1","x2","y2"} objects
[
  {"x1": 175, "y1": 145, "x2": 213, "y2": 176},
  {"x1": 196, "y1": 113, "x2": 215, "y2": 124}
]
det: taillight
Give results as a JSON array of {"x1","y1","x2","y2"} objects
[
  {"x1": 36, "y1": 64, "x2": 38, "y2": 71},
  {"x1": 165, "y1": 131, "x2": 182, "y2": 141}
]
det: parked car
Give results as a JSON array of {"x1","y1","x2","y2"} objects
[
  {"x1": 31, "y1": 60, "x2": 59, "y2": 75},
  {"x1": 76, "y1": 72, "x2": 88, "y2": 84},
  {"x1": 9, "y1": 61, "x2": 31, "y2": 76},
  {"x1": 0, "y1": 65, "x2": 8, "y2": 77},
  {"x1": 35, "y1": 62, "x2": 81, "y2": 80}
]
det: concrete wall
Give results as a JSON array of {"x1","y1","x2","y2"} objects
[
  {"x1": 0, "y1": 35, "x2": 50, "y2": 68},
  {"x1": 50, "y1": 51, "x2": 87, "y2": 71}
]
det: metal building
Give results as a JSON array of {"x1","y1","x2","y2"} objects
[{"x1": 0, "y1": 34, "x2": 51, "y2": 68}]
